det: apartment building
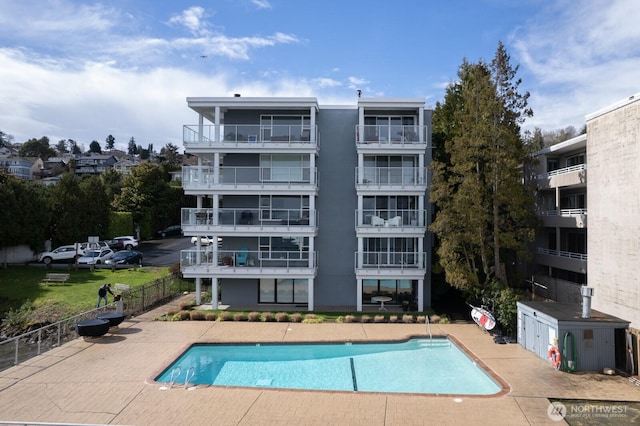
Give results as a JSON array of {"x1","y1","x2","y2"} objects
[
  {"x1": 529, "y1": 93, "x2": 639, "y2": 333},
  {"x1": 180, "y1": 96, "x2": 432, "y2": 312},
  {"x1": 529, "y1": 133, "x2": 588, "y2": 303}
]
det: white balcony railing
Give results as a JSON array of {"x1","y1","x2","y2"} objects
[
  {"x1": 182, "y1": 166, "x2": 317, "y2": 187},
  {"x1": 184, "y1": 124, "x2": 318, "y2": 147},
  {"x1": 181, "y1": 249, "x2": 316, "y2": 269},
  {"x1": 539, "y1": 209, "x2": 587, "y2": 216},
  {"x1": 355, "y1": 167, "x2": 426, "y2": 186},
  {"x1": 182, "y1": 208, "x2": 316, "y2": 227},
  {"x1": 536, "y1": 247, "x2": 588, "y2": 261},
  {"x1": 355, "y1": 209, "x2": 426, "y2": 227},
  {"x1": 537, "y1": 164, "x2": 586, "y2": 180},
  {"x1": 355, "y1": 125, "x2": 428, "y2": 146},
  {"x1": 354, "y1": 251, "x2": 427, "y2": 270}
]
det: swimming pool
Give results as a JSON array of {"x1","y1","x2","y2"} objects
[{"x1": 155, "y1": 337, "x2": 503, "y2": 395}]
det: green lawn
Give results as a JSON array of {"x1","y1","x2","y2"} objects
[{"x1": 0, "y1": 265, "x2": 170, "y2": 321}]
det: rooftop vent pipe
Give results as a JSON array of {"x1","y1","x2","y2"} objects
[
  {"x1": 234, "y1": 93, "x2": 241, "y2": 97},
  {"x1": 581, "y1": 286, "x2": 594, "y2": 318}
]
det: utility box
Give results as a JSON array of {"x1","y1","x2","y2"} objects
[{"x1": 517, "y1": 301, "x2": 630, "y2": 373}]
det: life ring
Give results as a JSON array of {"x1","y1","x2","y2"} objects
[{"x1": 548, "y1": 346, "x2": 562, "y2": 370}]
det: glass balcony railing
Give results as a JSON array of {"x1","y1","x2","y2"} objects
[
  {"x1": 537, "y1": 164, "x2": 586, "y2": 180},
  {"x1": 184, "y1": 124, "x2": 318, "y2": 147},
  {"x1": 355, "y1": 125, "x2": 428, "y2": 145},
  {"x1": 181, "y1": 249, "x2": 316, "y2": 269},
  {"x1": 354, "y1": 251, "x2": 427, "y2": 270},
  {"x1": 355, "y1": 167, "x2": 426, "y2": 186},
  {"x1": 355, "y1": 209, "x2": 426, "y2": 227},
  {"x1": 182, "y1": 166, "x2": 317, "y2": 187},
  {"x1": 182, "y1": 208, "x2": 317, "y2": 227}
]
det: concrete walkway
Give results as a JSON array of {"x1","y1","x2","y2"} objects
[{"x1": 0, "y1": 294, "x2": 639, "y2": 425}]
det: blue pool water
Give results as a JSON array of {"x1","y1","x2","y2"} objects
[{"x1": 156, "y1": 338, "x2": 501, "y2": 395}]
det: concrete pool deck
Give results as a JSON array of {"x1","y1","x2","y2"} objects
[{"x1": 1, "y1": 295, "x2": 639, "y2": 425}]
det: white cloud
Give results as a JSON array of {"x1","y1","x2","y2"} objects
[
  {"x1": 511, "y1": 0, "x2": 640, "y2": 130},
  {"x1": 347, "y1": 77, "x2": 368, "y2": 90},
  {"x1": 168, "y1": 6, "x2": 210, "y2": 37},
  {"x1": 312, "y1": 78, "x2": 342, "y2": 88},
  {"x1": 251, "y1": 0, "x2": 272, "y2": 10}
]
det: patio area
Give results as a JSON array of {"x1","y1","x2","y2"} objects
[{"x1": 0, "y1": 294, "x2": 639, "y2": 425}]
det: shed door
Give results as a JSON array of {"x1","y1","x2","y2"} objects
[{"x1": 523, "y1": 313, "x2": 551, "y2": 361}]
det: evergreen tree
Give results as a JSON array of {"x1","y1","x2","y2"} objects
[
  {"x1": 430, "y1": 42, "x2": 538, "y2": 294},
  {"x1": 105, "y1": 135, "x2": 116, "y2": 151}
]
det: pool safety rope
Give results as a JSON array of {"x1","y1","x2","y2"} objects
[
  {"x1": 562, "y1": 331, "x2": 577, "y2": 373},
  {"x1": 350, "y1": 357, "x2": 358, "y2": 391}
]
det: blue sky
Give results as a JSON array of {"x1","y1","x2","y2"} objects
[{"x1": 0, "y1": 0, "x2": 638, "y2": 152}]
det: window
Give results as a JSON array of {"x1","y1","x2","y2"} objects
[
  {"x1": 547, "y1": 158, "x2": 560, "y2": 172},
  {"x1": 261, "y1": 115, "x2": 310, "y2": 141},
  {"x1": 259, "y1": 278, "x2": 308, "y2": 303},
  {"x1": 363, "y1": 279, "x2": 415, "y2": 303},
  {"x1": 566, "y1": 154, "x2": 585, "y2": 167},
  {"x1": 260, "y1": 195, "x2": 308, "y2": 221},
  {"x1": 260, "y1": 154, "x2": 307, "y2": 182}
]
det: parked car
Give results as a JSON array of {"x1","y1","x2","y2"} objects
[
  {"x1": 157, "y1": 225, "x2": 182, "y2": 238},
  {"x1": 105, "y1": 250, "x2": 143, "y2": 265},
  {"x1": 77, "y1": 248, "x2": 114, "y2": 265},
  {"x1": 38, "y1": 244, "x2": 86, "y2": 264},
  {"x1": 101, "y1": 239, "x2": 124, "y2": 251},
  {"x1": 191, "y1": 236, "x2": 219, "y2": 246},
  {"x1": 113, "y1": 236, "x2": 139, "y2": 250}
]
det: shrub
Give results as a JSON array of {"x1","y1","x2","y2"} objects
[
  {"x1": 335, "y1": 316, "x2": 344, "y2": 323},
  {"x1": 248, "y1": 312, "x2": 261, "y2": 322},
  {"x1": 374, "y1": 315, "x2": 386, "y2": 323},
  {"x1": 204, "y1": 312, "x2": 217, "y2": 321},
  {"x1": 179, "y1": 310, "x2": 190, "y2": 320},
  {"x1": 233, "y1": 312, "x2": 247, "y2": 321},
  {"x1": 402, "y1": 314, "x2": 414, "y2": 323},
  {"x1": 190, "y1": 311, "x2": 205, "y2": 321},
  {"x1": 218, "y1": 311, "x2": 232, "y2": 321},
  {"x1": 262, "y1": 312, "x2": 275, "y2": 322},
  {"x1": 275, "y1": 312, "x2": 289, "y2": 322},
  {"x1": 438, "y1": 315, "x2": 450, "y2": 324},
  {"x1": 168, "y1": 262, "x2": 181, "y2": 277},
  {"x1": 344, "y1": 315, "x2": 357, "y2": 323},
  {"x1": 416, "y1": 315, "x2": 426, "y2": 324},
  {"x1": 389, "y1": 315, "x2": 398, "y2": 323},
  {"x1": 290, "y1": 313, "x2": 303, "y2": 323},
  {"x1": 360, "y1": 315, "x2": 371, "y2": 323},
  {"x1": 179, "y1": 301, "x2": 194, "y2": 310},
  {"x1": 430, "y1": 315, "x2": 441, "y2": 324},
  {"x1": 166, "y1": 309, "x2": 178, "y2": 317},
  {"x1": 302, "y1": 314, "x2": 324, "y2": 324}
]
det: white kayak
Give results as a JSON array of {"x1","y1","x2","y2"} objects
[{"x1": 470, "y1": 305, "x2": 496, "y2": 331}]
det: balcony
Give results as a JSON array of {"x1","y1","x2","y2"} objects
[
  {"x1": 355, "y1": 167, "x2": 427, "y2": 191},
  {"x1": 180, "y1": 248, "x2": 317, "y2": 278},
  {"x1": 355, "y1": 125, "x2": 428, "y2": 147},
  {"x1": 182, "y1": 166, "x2": 318, "y2": 193},
  {"x1": 354, "y1": 251, "x2": 427, "y2": 278},
  {"x1": 355, "y1": 209, "x2": 426, "y2": 235},
  {"x1": 184, "y1": 124, "x2": 318, "y2": 149},
  {"x1": 182, "y1": 207, "x2": 317, "y2": 235},
  {"x1": 537, "y1": 164, "x2": 587, "y2": 189},
  {"x1": 535, "y1": 247, "x2": 587, "y2": 273},
  {"x1": 539, "y1": 209, "x2": 587, "y2": 228}
]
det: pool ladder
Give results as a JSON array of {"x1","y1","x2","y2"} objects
[
  {"x1": 160, "y1": 366, "x2": 181, "y2": 390},
  {"x1": 184, "y1": 366, "x2": 196, "y2": 390},
  {"x1": 425, "y1": 315, "x2": 433, "y2": 347}
]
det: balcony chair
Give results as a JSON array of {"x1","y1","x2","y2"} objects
[
  {"x1": 236, "y1": 247, "x2": 249, "y2": 266},
  {"x1": 387, "y1": 216, "x2": 402, "y2": 227},
  {"x1": 238, "y1": 211, "x2": 254, "y2": 225},
  {"x1": 371, "y1": 215, "x2": 385, "y2": 226}
]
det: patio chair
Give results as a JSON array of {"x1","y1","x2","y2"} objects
[
  {"x1": 371, "y1": 215, "x2": 385, "y2": 226},
  {"x1": 236, "y1": 247, "x2": 249, "y2": 266},
  {"x1": 387, "y1": 216, "x2": 402, "y2": 227}
]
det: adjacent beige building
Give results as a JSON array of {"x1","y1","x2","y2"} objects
[{"x1": 586, "y1": 93, "x2": 640, "y2": 331}]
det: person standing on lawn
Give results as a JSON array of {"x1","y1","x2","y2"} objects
[{"x1": 96, "y1": 283, "x2": 114, "y2": 308}]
